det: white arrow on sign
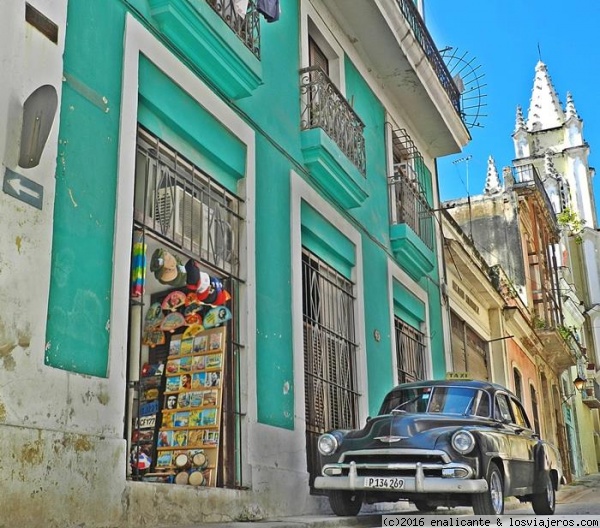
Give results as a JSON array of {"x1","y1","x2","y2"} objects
[
  {"x1": 7, "y1": 176, "x2": 41, "y2": 200},
  {"x1": 3, "y1": 167, "x2": 44, "y2": 210}
]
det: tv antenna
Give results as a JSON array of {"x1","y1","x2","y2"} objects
[
  {"x1": 441, "y1": 48, "x2": 487, "y2": 129},
  {"x1": 452, "y1": 155, "x2": 473, "y2": 239}
]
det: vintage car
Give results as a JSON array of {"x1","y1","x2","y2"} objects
[{"x1": 314, "y1": 379, "x2": 563, "y2": 516}]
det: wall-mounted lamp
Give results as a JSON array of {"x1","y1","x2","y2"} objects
[{"x1": 563, "y1": 375, "x2": 587, "y2": 403}]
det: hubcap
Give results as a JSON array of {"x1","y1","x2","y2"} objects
[{"x1": 490, "y1": 471, "x2": 503, "y2": 514}]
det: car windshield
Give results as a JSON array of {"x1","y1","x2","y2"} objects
[{"x1": 379, "y1": 386, "x2": 489, "y2": 417}]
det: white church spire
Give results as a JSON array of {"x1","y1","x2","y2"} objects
[
  {"x1": 565, "y1": 91, "x2": 580, "y2": 121},
  {"x1": 514, "y1": 105, "x2": 526, "y2": 133},
  {"x1": 526, "y1": 61, "x2": 565, "y2": 131},
  {"x1": 484, "y1": 156, "x2": 502, "y2": 195}
]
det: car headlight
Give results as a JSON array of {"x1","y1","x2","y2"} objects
[
  {"x1": 451, "y1": 430, "x2": 475, "y2": 454},
  {"x1": 317, "y1": 433, "x2": 339, "y2": 456}
]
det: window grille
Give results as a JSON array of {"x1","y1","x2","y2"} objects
[
  {"x1": 394, "y1": 317, "x2": 427, "y2": 384},
  {"x1": 302, "y1": 249, "x2": 359, "y2": 488},
  {"x1": 127, "y1": 127, "x2": 244, "y2": 488}
]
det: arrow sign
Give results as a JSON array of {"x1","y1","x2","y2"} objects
[{"x1": 3, "y1": 167, "x2": 43, "y2": 210}]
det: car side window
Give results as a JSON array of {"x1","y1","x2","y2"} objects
[
  {"x1": 494, "y1": 394, "x2": 513, "y2": 422},
  {"x1": 510, "y1": 398, "x2": 531, "y2": 429}
]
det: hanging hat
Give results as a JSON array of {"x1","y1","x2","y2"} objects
[
  {"x1": 150, "y1": 248, "x2": 186, "y2": 287},
  {"x1": 185, "y1": 259, "x2": 211, "y2": 295}
]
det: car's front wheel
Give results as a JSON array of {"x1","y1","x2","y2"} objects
[
  {"x1": 472, "y1": 461, "x2": 504, "y2": 515},
  {"x1": 532, "y1": 473, "x2": 556, "y2": 515},
  {"x1": 328, "y1": 490, "x2": 363, "y2": 516}
]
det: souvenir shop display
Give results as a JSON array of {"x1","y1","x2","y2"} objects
[{"x1": 130, "y1": 250, "x2": 231, "y2": 486}]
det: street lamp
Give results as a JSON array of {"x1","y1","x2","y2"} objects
[{"x1": 563, "y1": 375, "x2": 587, "y2": 404}]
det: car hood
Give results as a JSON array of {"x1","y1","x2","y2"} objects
[{"x1": 336, "y1": 413, "x2": 491, "y2": 451}]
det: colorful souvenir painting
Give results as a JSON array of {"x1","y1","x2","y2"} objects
[
  {"x1": 202, "y1": 390, "x2": 218, "y2": 406},
  {"x1": 204, "y1": 431, "x2": 219, "y2": 445},
  {"x1": 165, "y1": 376, "x2": 180, "y2": 392},
  {"x1": 208, "y1": 332, "x2": 222, "y2": 351},
  {"x1": 193, "y1": 335, "x2": 208, "y2": 354},
  {"x1": 144, "y1": 302, "x2": 164, "y2": 328},
  {"x1": 161, "y1": 290, "x2": 187, "y2": 311},
  {"x1": 183, "y1": 323, "x2": 205, "y2": 339},
  {"x1": 187, "y1": 430, "x2": 204, "y2": 447},
  {"x1": 180, "y1": 373, "x2": 192, "y2": 390},
  {"x1": 192, "y1": 355, "x2": 206, "y2": 371},
  {"x1": 157, "y1": 430, "x2": 173, "y2": 447},
  {"x1": 166, "y1": 359, "x2": 180, "y2": 375},
  {"x1": 156, "y1": 451, "x2": 173, "y2": 468},
  {"x1": 173, "y1": 412, "x2": 190, "y2": 428},
  {"x1": 177, "y1": 392, "x2": 191, "y2": 409},
  {"x1": 189, "y1": 392, "x2": 203, "y2": 407},
  {"x1": 203, "y1": 306, "x2": 232, "y2": 329},
  {"x1": 189, "y1": 410, "x2": 203, "y2": 427},
  {"x1": 180, "y1": 338, "x2": 193, "y2": 356},
  {"x1": 160, "y1": 312, "x2": 186, "y2": 333},
  {"x1": 179, "y1": 356, "x2": 192, "y2": 372},
  {"x1": 173, "y1": 430, "x2": 188, "y2": 447},
  {"x1": 169, "y1": 336, "x2": 182, "y2": 356},
  {"x1": 205, "y1": 354, "x2": 221, "y2": 369},
  {"x1": 201, "y1": 408, "x2": 217, "y2": 426},
  {"x1": 192, "y1": 372, "x2": 207, "y2": 389}
]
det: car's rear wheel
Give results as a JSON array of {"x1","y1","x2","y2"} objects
[
  {"x1": 328, "y1": 490, "x2": 363, "y2": 516},
  {"x1": 413, "y1": 500, "x2": 437, "y2": 512},
  {"x1": 532, "y1": 473, "x2": 555, "y2": 515},
  {"x1": 472, "y1": 461, "x2": 504, "y2": 515}
]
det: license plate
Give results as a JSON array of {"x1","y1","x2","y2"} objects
[{"x1": 364, "y1": 477, "x2": 404, "y2": 490}]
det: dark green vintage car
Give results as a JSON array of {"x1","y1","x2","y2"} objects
[{"x1": 314, "y1": 380, "x2": 564, "y2": 516}]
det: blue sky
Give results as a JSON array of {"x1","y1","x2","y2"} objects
[{"x1": 425, "y1": 0, "x2": 600, "y2": 214}]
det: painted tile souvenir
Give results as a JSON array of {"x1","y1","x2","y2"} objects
[
  {"x1": 193, "y1": 335, "x2": 208, "y2": 354},
  {"x1": 201, "y1": 409, "x2": 217, "y2": 426},
  {"x1": 173, "y1": 412, "x2": 189, "y2": 428},
  {"x1": 208, "y1": 332, "x2": 222, "y2": 350},
  {"x1": 192, "y1": 355, "x2": 205, "y2": 371},
  {"x1": 189, "y1": 391, "x2": 203, "y2": 407},
  {"x1": 156, "y1": 451, "x2": 173, "y2": 467},
  {"x1": 204, "y1": 431, "x2": 219, "y2": 445},
  {"x1": 202, "y1": 390, "x2": 218, "y2": 406},
  {"x1": 169, "y1": 337, "x2": 182, "y2": 356},
  {"x1": 157, "y1": 430, "x2": 173, "y2": 447},
  {"x1": 189, "y1": 410, "x2": 203, "y2": 427},
  {"x1": 187, "y1": 430, "x2": 204, "y2": 447},
  {"x1": 166, "y1": 359, "x2": 180, "y2": 374},
  {"x1": 180, "y1": 338, "x2": 193, "y2": 356},
  {"x1": 179, "y1": 356, "x2": 192, "y2": 372},
  {"x1": 172, "y1": 430, "x2": 188, "y2": 447},
  {"x1": 179, "y1": 373, "x2": 192, "y2": 390},
  {"x1": 191, "y1": 372, "x2": 207, "y2": 389},
  {"x1": 165, "y1": 376, "x2": 180, "y2": 392},
  {"x1": 161, "y1": 412, "x2": 174, "y2": 428},
  {"x1": 205, "y1": 354, "x2": 221, "y2": 369},
  {"x1": 206, "y1": 371, "x2": 220, "y2": 387},
  {"x1": 177, "y1": 392, "x2": 191, "y2": 408},
  {"x1": 164, "y1": 394, "x2": 178, "y2": 410}
]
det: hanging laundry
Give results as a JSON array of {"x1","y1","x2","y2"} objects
[
  {"x1": 257, "y1": 0, "x2": 280, "y2": 22},
  {"x1": 233, "y1": 0, "x2": 249, "y2": 18}
]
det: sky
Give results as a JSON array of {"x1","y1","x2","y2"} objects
[{"x1": 424, "y1": 0, "x2": 600, "y2": 215}]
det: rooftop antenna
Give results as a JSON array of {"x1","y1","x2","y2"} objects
[
  {"x1": 441, "y1": 48, "x2": 488, "y2": 129},
  {"x1": 452, "y1": 155, "x2": 473, "y2": 239}
]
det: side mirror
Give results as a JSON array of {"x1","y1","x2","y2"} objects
[{"x1": 365, "y1": 416, "x2": 372, "y2": 424}]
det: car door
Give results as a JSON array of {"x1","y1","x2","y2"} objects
[
  {"x1": 493, "y1": 393, "x2": 535, "y2": 493},
  {"x1": 507, "y1": 396, "x2": 537, "y2": 492}
]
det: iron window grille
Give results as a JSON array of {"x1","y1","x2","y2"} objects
[
  {"x1": 302, "y1": 249, "x2": 359, "y2": 488},
  {"x1": 394, "y1": 317, "x2": 427, "y2": 384}
]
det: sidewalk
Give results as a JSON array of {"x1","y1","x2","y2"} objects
[{"x1": 157, "y1": 473, "x2": 600, "y2": 528}]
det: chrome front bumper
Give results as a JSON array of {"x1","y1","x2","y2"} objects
[{"x1": 313, "y1": 460, "x2": 488, "y2": 494}]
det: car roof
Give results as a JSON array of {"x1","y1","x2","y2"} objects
[{"x1": 388, "y1": 379, "x2": 516, "y2": 397}]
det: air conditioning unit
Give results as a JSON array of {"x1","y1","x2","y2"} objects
[
  {"x1": 394, "y1": 161, "x2": 417, "y2": 182},
  {"x1": 153, "y1": 186, "x2": 234, "y2": 271}
]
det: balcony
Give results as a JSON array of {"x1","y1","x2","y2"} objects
[
  {"x1": 300, "y1": 66, "x2": 368, "y2": 209},
  {"x1": 511, "y1": 164, "x2": 559, "y2": 236},
  {"x1": 582, "y1": 378, "x2": 600, "y2": 409},
  {"x1": 321, "y1": 0, "x2": 469, "y2": 156},
  {"x1": 148, "y1": 0, "x2": 262, "y2": 99},
  {"x1": 535, "y1": 325, "x2": 578, "y2": 373}
]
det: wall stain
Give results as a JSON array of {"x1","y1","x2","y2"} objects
[
  {"x1": 97, "y1": 391, "x2": 109, "y2": 405},
  {"x1": 15, "y1": 236, "x2": 22, "y2": 253},
  {"x1": 20, "y1": 438, "x2": 44, "y2": 465},
  {"x1": 0, "y1": 401, "x2": 6, "y2": 422}
]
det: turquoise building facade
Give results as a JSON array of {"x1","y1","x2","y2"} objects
[{"x1": 0, "y1": 0, "x2": 469, "y2": 525}]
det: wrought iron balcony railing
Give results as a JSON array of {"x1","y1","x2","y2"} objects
[
  {"x1": 512, "y1": 164, "x2": 558, "y2": 232},
  {"x1": 389, "y1": 164, "x2": 434, "y2": 250},
  {"x1": 206, "y1": 0, "x2": 261, "y2": 58},
  {"x1": 395, "y1": 0, "x2": 461, "y2": 116},
  {"x1": 300, "y1": 66, "x2": 366, "y2": 176}
]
